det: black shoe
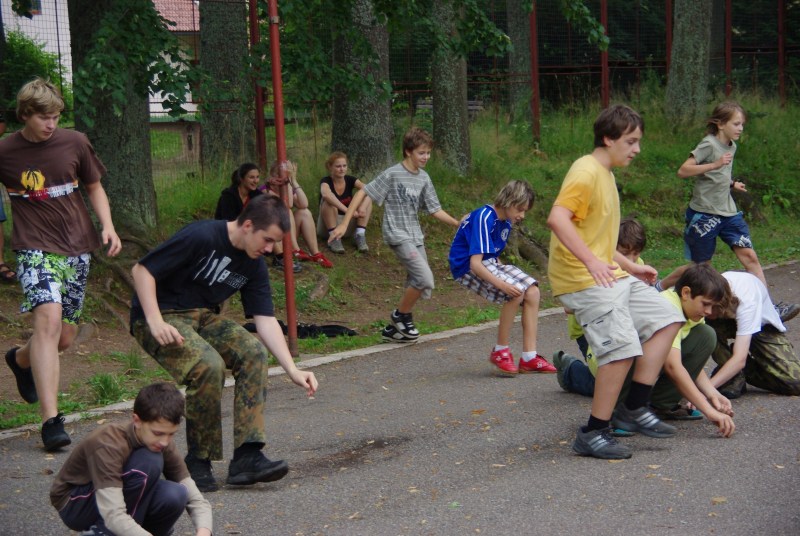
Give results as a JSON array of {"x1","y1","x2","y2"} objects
[
  {"x1": 381, "y1": 324, "x2": 418, "y2": 343},
  {"x1": 185, "y1": 453, "x2": 218, "y2": 492},
  {"x1": 775, "y1": 301, "x2": 800, "y2": 323},
  {"x1": 226, "y1": 451, "x2": 289, "y2": 486},
  {"x1": 5, "y1": 347, "x2": 38, "y2": 403},
  {"x1": 611, "y1": 405, "x2": 677, "y2": 438},
  {"x1": 272, "y1": 255, "x2": 302, "y2": 273},
  {"x1": 42, "y1": 413, "x2": 71, "y2": 451},
  {"x1": 718, "y1": 372, "x2": 747, "y2": 399},
  {"x1": 390, "y1": 309, "x2": 419, "y2": 339},
  {"x1": 572, "y1": 427, "x2": 632, "y2": 459},
  {"x1": 80, "y1": 524, "x2": 113, "y2": 535}
]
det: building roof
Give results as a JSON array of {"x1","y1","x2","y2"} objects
[{"x1": 153, "y1": 0, "x2": 199, "y2": 33}]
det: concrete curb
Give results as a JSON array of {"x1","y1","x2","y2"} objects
[{"x1": 0, "y1": 305, "x2": 565, "y2": 442}]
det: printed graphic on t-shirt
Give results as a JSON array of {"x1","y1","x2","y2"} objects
[
  {"x1": 397, "y1": 184, "x2": 420, "y2": 209},
  {"x1": 193, "y1": 250, "x2": 248, "y2": 289},
  {"x1": 17, "y1": 167, "x2": 79, "y2": 201}
]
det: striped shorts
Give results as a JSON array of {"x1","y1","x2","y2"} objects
[{"x1": 455, "y1": 258, "x2": 537, "y2": 304}]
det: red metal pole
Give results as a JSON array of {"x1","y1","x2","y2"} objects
[
  {"x1": 777, "y1": 0, "x2": 786, "y2": 107},
  {"x1": 665, "y1": 0, "x2": 672, "y2": 79},
  {"x1": 249, "y1": 0, "x2": 267, "y2": 171},
  {"x1": 725, "y1": 0, "x2": 732, "y2": 96},
  {"x1": 600, "y1": 0, "x2": 609, "y2": 107},
  {"x1": 267, "y1": 0, "x2": 298, "y2": 355},
  {"x1": 528, "y1": 1, "x2": 540, "y2": 143}
]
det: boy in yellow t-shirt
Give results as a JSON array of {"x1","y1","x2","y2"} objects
[{"x1": 547, "y1": 105, "x2": 684, "y2": 460}]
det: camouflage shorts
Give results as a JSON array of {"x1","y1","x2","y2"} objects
[
  {"x1": 16, "y1": 250, "x2": 91, "y2": 324},
  {"x1": 132, "y1": 309, "x2": 270, "y2": 460}
]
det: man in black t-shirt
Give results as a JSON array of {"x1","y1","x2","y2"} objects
[{"x1": 130, "y1": 195, "x2": 318, "y2": 492}]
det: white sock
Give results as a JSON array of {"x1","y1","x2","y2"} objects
[
  {"x1": 521, "y1": 351, "x2": 538, "y2": 362},
  {"x1": 494, "y1": 345, "x2": 509, "y2": 352},
  {"x1": 355, "y1": 227, "x2": 366, "y2": 236}
]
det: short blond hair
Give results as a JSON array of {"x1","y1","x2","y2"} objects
[
  {"x1": 494, "y1": 180, "x2": 535, "y2": 210},
  {"x1": 16, "y1": 77, "x2": 64, "y2": 120}
]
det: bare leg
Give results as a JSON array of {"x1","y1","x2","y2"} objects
[
  {"x1": 15, "y1": 304, "x2": 77, "y2": 420},
  {"x1": 294, "y1": 208, "x2": 320, "y2": 254},
  {"x1": 497, "y1": 294, "x2": 523, "y2": 347},
  {"x1": 397, "y1": 287, "x2": 423, "y2": 314},
  {"x1": 632, "y1": 322, "x2": 682, "y2": 385},
  {"x1": 732, "y1": 246, "x2": 767, "y2": 287},
  {"x1": 521, "y1": 285, "x2": 540, "y2": 353},
  {"x1": 591, "y1": 358, "x2": 634, "y2": 420},
  {"x1": 355, "y1": 196, "x2": 373, "y2": 228}
]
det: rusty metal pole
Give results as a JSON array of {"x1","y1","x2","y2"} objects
[
  {"x1": 600, "y1": 0, "x2": 609, "y2": 108},
  {"x1": 777, "y1": 0, "x2": 786, "y2": 107},
  {"x1": 249, "y1": 0, "x2": 267, "y2": 171},
  {"x1": 267, "y1": 0, "x2": 298, "y2": 356},
  {"x1": 528, "y1": 1, "x2": 541, "y2": 143}
]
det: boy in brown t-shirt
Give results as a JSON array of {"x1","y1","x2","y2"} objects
[
  {"x1": 0, "y1": 78, "x2": 121, "y2": 451},
  {"x1": 50, "y1": 383, "x2": 213, "y2": 536}
]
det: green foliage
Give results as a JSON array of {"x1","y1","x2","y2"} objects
[
  {"x1": 0, "y1": 395, "x2": 86, "y2": 429},
  {"x1": 71, "y1": 0, "x2": 201, "y2": 127},
  {"x1": 1, "y1": 31, "x2": 74, "y2": 122},
  {"x1": 558, "y1": 0, "x2": 610, "y2": 51}
]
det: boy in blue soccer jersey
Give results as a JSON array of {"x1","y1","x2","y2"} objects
[{"x1": 449, "y1": 180, "x2": 556, "y2": 376}]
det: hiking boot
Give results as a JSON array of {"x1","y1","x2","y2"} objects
[
  {"x1": 309, "y1": 251, "x2": 333, "y2": 268},
  {"x1": 328, "y1": 237, "x2": 345, "y2": 254},
  {"x1": 572, "y1": 427, "x2": 632, "y2": 459},
  {"x1": 518, "y1": 354, "x2": 557, "y2": 374},
  {"x1": 227, "y1": 451, "x2": 289, "y2": 486},
  {"x1": 381, "y1": 324, "x2": 418, "y2": 343},
  {"x1": 718, "y1": 372, "x2": 747, "y2": 399},
  {"x1": 353, "y1": 233, "x2": 369, "y2": 253},
  {"x1": 292, "y1": 249, "x2": 314, "y2": 262},
  {"x1": 5, "y1": 347, "x2": 38, "y2": 403},
  {"x1": 42, "y1": 413, "x2": 71, "y2": 451},
  {"x1": 489, "y1": 348, "x2": 518, "y2": 376},
  {"x1": 273, "y1": 255, "x2": 302, "y2": 273},
  {"x1": 775, "y1": 301, "x2": 800, "y2": 323},
  {"x1": 390, "y1": 309, "x2": 419, "y2": 339},
  {"x1": 185, "y1": 453, "x2": 218, "y2": 492},
  {"x1": 611, "y1": 405, "x2": 676, "y2": 438},
  {"x1": 552, "y1": 350, "x2": 577, "y2": 391}
]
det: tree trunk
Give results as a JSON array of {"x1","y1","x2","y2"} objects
[
  {"x1": 665, "y1": 0, "x2": 713, "y2": 123},
  {"x1": 331, "y1": 0, "x2": 393, "y2": 177},
  {"x1": 68, "y1": 0, "x2": 157, "y2": 235},
  {"x1": 431, "y1": 1, "x2": 471, "y2": 176},
  {"x1": 506, "y1": 0, "x2": 531, "y2": 123},
  {"x1": 199, "y1": 0, "x2": 254, "y2": 168}
]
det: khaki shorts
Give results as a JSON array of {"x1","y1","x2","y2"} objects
[
  {"x1": 391, "y1": 241, "x2": 434, "y2": 299},
  {"x1": 558, "y1": 277, "x2": 683, "y2": 366}
]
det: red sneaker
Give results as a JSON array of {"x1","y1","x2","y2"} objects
[
  {"x1": 293, "y1": 249, "x2": 314, "y2": 262},
  {"x1": 309, "y1": 251, "x2": 333, "y2": 268},
  {"x1": 489, "y1": 348, "x2": 518, "y2": 375},
  {"x1": 518, "y1": 354, "x2": 557, "y2": 373}
]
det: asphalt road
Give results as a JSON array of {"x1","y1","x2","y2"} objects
[{"x1": 1, "y1": 263, "x2": 798, "y2": 535}]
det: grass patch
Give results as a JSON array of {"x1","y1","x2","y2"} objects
[{"x1": 0, "y1": 394, "x2": 87, "y2": 429}]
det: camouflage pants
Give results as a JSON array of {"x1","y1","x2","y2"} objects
[
  {"x1": 132, "y1": 309, "x2": 269, "y2": 460},
  {"x1": 708, "y1": 318, "x2": 800, "y2": 396}
]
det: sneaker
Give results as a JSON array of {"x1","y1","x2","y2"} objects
[
  {"x1": 775, "y1": 301, "x2": 800, "y2": 323},
  {"x1": 227, "y1": 450, "x2": 289, "y2": 486},
  {"x1": 611, "y1": 405, "x2": 677, "y2": 438},
  {"x1": 5, "y1": 347, "x2": 38, "y2": 403},
  {"x1": 328, "y1": 237, "x2": 345, "y2": 254},
  {"x1": 273, "y1": 255, "x2": 302, "y2": 273},
  {"x1": 518, "y1": 354, "x2": 557, "y2": 374},
  {"x1": 292, "y1": 249, "x2": 314, "y2": 262},
  {"x1": 390, "y1": 309, "x2": 419, "y2": 339},
  {"x1": 552, "y1": 350, "x2": 577, "y2": 391},
  {"x1": 309, "y1": 251, "x2": 333, "y2": 268},
  {"x1": 718, "y1": 371, "x2": 747, "y2": 399},
  {"x1": 652, "y1": 403, "x2": 703, "y2": 421},
  {"x1": 572, "y1": 427, "x2": 632, "y2": 459},
  {"x1": 381, "y1": 324, "x2": 418, "y2": 343},
  {"x1": 185, "y1": 453, "x2": 218, "y2": 492},
  {"x1": 80, "y1": 525, "x2": 113, "y2": 536},
  {"x1": 489, "y1": 348, "x2": 518, "y2": 375},
  {"x1": 42, "y1": 413, "x2": 71, "y2": 451},
  {"x1": 353, "y1": 233, "x2": 369, "y2": 253}
]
